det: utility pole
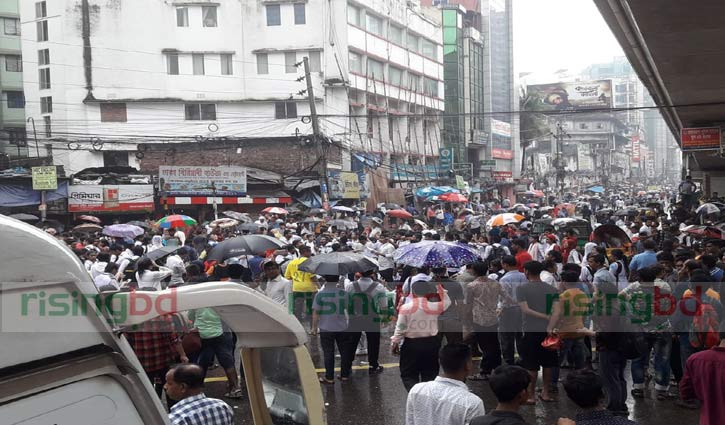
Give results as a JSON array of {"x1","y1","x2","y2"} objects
[
  {"x1": 553, "y1": 122, "x2": 569, "y2": 200},
  {"x1": 302, "y1": 57, "x2": 329, "y2": 210}
]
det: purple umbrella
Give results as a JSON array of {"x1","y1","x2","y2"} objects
[
  {"x1": 393, "y1": 241, "x2": 481, "y2": 268},
  {"x1": 102, "y1": 224, "x2": 145, "y2": 238}
]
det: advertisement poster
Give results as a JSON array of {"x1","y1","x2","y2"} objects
[
  {"x1": 680, "y1": 127, "x2": 722, "y2": 151},
  {"x1": 31, "y1": 166, "x2": 58, "y2": 191},
  {"x1": 492, "y1": 148, "x2": 514, "y2": 160},
  {"x1": 631, "y1": 135, "x2": 641, "y2": 162},
  {"x1": 491, "y1": 119, "x2": 512, "y2": 137},
  {"x1": 526, "y1": 80, "x2": 612, "y2": 111},
  {"x1": 68, "y1": 185, "x2": 154, "y2": 212},
  {"x1": 328, "y1": 171, "x2": 364, "y2": 199},
  {"x1": 159, "y1": 166, "x2": 247, "y2": 196}
]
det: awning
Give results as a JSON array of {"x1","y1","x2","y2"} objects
[
  {"x1": 165, "y1": 196, "x2": 292, "y2": 206},
  {"x1": 0, "y1": 181, "x2": 69, "y2": 207}
]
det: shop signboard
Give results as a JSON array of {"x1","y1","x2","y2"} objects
[
  {"x1": 68, "y1": 185, "x2": 154, "y2": 212},
  {"x1": 159, "y1": 166, "x2": 247, "y2": 196},
  {"x1": 680, "y1": 127, "x2": 721, "y2": 151},
  {"x1": 31, "y1": 166, "x2": 57, "y2": 191}
]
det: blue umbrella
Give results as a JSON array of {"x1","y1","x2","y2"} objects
[
  {"x1": 393, "y1": 241, "x2": 481, "y2": 268},
  {"x1": 415, "y1": 186, "x2": 460, "y2": 198}
]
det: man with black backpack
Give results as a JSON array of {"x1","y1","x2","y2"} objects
[
  {"x1": 117, "y1": 245, "x2": 144, "y2": 286},
  {"x1": 345, "y1": 269, "x2": 388, "y2": 375}
]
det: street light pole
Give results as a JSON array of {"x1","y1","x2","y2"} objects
[{"x1": 27, "y1": 117, "x2": 40, "y2": 157}]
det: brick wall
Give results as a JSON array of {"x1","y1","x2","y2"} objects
[{"x1": 137, "y1": 138, "x2": 341, "y2": 176}]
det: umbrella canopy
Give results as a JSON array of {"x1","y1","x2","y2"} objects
[
  {"x1": 413, "y1": 219, "x2": 429, "y2": 229},
  {"x1": 103, "y1": 224, "x2": 144, "y2": 238},
  {"x1": 239, "y1": 222, "x2": 263, "y2": 232},
  {"x1": 35, "y1": 219, "x2": 65, "y2": 232},
  {"x1": 207, "y1": 235, "x2": 287, "y2": 261},
  {"x1": 524, "y1": 190, "x2": 545, "y2": 198},
  {"x1": 222, "y1": 211, "x2": 252, "y2": 222},
  {"x1": 511, "y1": 204, "x2": 530, "y2": 212},
  {"x1": 486, "y1": 213, "x2": 525, "y2": 227},
  {"x1": 78, "y1": 215, "x2": 102, "y2": 224},
  {"x1": 328, "y1": 219, "x2": 357, "y2": 230},
  {"x1": 551, "y1": 217, "x2": 581, "y2": 226},
  {"x1": 210, "y1": 218, "x2": 239, "y2": 228},
  {"x1": 379, "y1": 203, "x2": 401, "y2": 209},
  {"x1": 394, "y1": 241, "x2": 481, "y2": 268},
  {"x1": 387, "y1": 209, "x2": 413, "y2": 219},
  {"x1": 126, "y1": 220, "x2": 151, "y2": 229},
  {"x1": 301, "y1": 217, "x2": 324, "y2": 224},
  {"x1": 415, "y1": 186, "x2": 459, "y2": 198},
  {"x1": 696, "y1": 203, "x2": 721, "y2": 215},
  {"x1": 439, "y1": 193, "x2": 468, "y2": 203},
  {"x1": 157, "y1": 214, "x2": 197, "y2": 228},
  {"x1": 307, "y1": 208, "x2": 326, "y2": 215},
  {"x1": 73, "y1": 223, "x2": 103, "y2": 233},
  {"x1": 298, "y1": 252, "x2": 378, "y2": 275},
  {"x1": 262, "y1": 207, "x2": 289, "y2": 215},
  {"x1": 637, "y1": 191, "x2": 647, "y2": 196},
  {"x1": 145, "y1": 245, "x2": 182, "y2": 262},
  {"x1": 614, "y1": 208, "x2": 637, "y2": 216},
  {"x1": 587, "y1": 186, "x2": 605, "y2": 193},
  {"x1": 332, "y1": 205, "x2": 355, "y2": 212},
  {"x1": 8, "y1": 213, "x2": 39, "y2": 222}
]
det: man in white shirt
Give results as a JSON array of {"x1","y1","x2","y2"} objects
[
  {"x1": 174, "y1": 228, "x2": 186, "y2": 246},
  {"x1": 406, "y1": 343, "x2": 485, "y2": 425},
  {"x1": 375, "y1": 234, "x2": 396, "y2": 282},
  {"x1": 262, "y1": 261, "x2": 292, "y2": 306}
]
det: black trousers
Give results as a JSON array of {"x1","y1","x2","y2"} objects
[
  {"x1": 347, "y1": 331, "x2": 381, "y2": 368},
  {"x1": 400, "y1": 336, "x2": 441, "y2": 391},
  {"x1": 599, "y1": 349, "x2": 628, "y2": 413},
  {"x1": 498, "y1": 306, "x2": 523, "y2": 365},
  {"x1": 437, "y1": 318, "x2": 463, "y2": 346},
  {"x1": 473, "y1": 324, "x2": 502, "y2": 374},
  {"x1": 319, "y1": 331, "x2": 350, "y2": 379}
]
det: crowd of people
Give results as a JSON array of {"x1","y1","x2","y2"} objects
[{"x1": 42, "y1": 185, "x2": 725, "y2": 425}]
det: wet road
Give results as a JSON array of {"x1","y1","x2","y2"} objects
[{"x1": 200, "y1": 329, "x2": 701, "y2": 425}]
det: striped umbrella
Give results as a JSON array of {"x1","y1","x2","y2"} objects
[
  {"x1": 486, "y1": 213, "x2": 525, "y2": 228},
  {"x1": 394, "y1": 241, "x2": 481, "y2": 268},
  {"x1": 157, "y1": 214, "x2": 197, "y2": 228},
  {"x1": 262, "y1": 207, "x2": 289, "y2": 215}
]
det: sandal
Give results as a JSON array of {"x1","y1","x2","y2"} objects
[
  {"x1": 337, "y1": 375, "x2": 350, "y2": 382},
  {"x1": 319, "y1": 377, "x2": 334, "y2": 384},
  {"x1": 224, "y1": 388, "x2": 244, "y2": 399}
]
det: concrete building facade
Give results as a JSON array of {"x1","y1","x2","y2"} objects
[{"x1": 0, "y1": 0, "x2": 26, "y2": 160}]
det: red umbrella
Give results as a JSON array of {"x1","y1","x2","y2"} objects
[
  {"x1": 78, "y1": 215, "x2": 101, "y2": 224},
  {"x1": 439, "y1": 193, "x2": 469, "y2": 203},
  {"x1": 386, "y1": 209, "x2": 413, "y2": 219},
  {"x1": 261, "y1": 207, "x2": 289, "y2": 215}
]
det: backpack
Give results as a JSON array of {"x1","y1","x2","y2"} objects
[
  {"x1": 122, "y1": 257, "x2": 139, "y2": 284},
  {"x1": 349, "y1": 280, "x2": 382, "y2": 332},
  {"x1": 689, "y1": 298, "x2": 720, "y2": 349},
  {"x1": 486, "y1": 244, "x2": 507, "y2": 266}
]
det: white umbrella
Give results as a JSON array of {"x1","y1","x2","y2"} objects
[
  {"x1": 332, "y1": 205, "x2": 355, "y2": 212},
  {"x1": 486, "y1": 213, "x2": 525, "y2": 227},
  {"x1": 210, "y1": 218, "x2": 239, "y2": 228},
  {"x1": 414, "y1": 219, "x2": 429, "y2": 229},
  {"x1": 696, "y1": 203, "x2": 721, "y2": 215}
]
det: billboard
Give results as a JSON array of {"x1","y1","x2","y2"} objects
[
  {"x1": 159, "y1": 166, "x2": 247, "y2": 196},
  {"x1": 491, "y1": 119, "x2": 511, "y2": 137},
  {"x1": 492, "y1": 148, "x2": 514, "y2": 160},
  {"x1": 631, "y1": 135, "x2": 641, "y2": 162},
  {"x1": 526, "y1": 80, "x2": 612, "y2": 111},
  {"x1": 681, "y1": 127, "x2": 722, "y2": 151},
  {"x1": 328, "y1": 171, "x2": 368, "y2": 199},
  {"x1": 68, "y1": 185, "x2": 154, "y2": 212}
]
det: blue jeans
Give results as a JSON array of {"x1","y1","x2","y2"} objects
[
  {"x1": 551, "y1": 338, "x2": 587, "y2": 384},
  {"x1": 631, "y1": 332, "x2": 672, "y2": 390},
  {"x1": 678, "y1": 332, "x2": 701, "y2": 371}
]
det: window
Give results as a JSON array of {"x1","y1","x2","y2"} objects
[
  {"x1": 407, "y1": 33, "x2": 419, "y2": 53},
  {"x1": 6, "y1": 91, "x2": 24, "y2": 108},
  {"x1": 176, "y1": 7, "x2": 189, "y2": 27},
  {"x1": 40, "y1": 96, "x2": 52, "y2": 113},
  {"x1": 185, "y1": 103, "x2": 216, "y2": 120},
  {"x1": 284, "y1": 52, "x2": 296, "y2": 73},
  {"x1": 3, "y1": 18, "x2": 20, "y2": 36},
  {"x1": 202, "y1": 6, "x2": 217, "y2": 27},
  {"x1": 38, "y1": 49, "x2": 50, "y2": 65},
  {"x1": 366, "y1": 14, "x2": 383, "y2": 36},
  {"x1": 6, "y1": 55, "x2": 22, "y2": 72},
  {"x1": 389, "y1": 66, "x2": 403, "y2": 86},
  {"x1": 579, "y1": 123, "x2": 589, "y2": 129},
  {"x1": 274, "y1": 101, "x2": 297, "y2": 119},
  {"x1": 266, "y1": 4, "x2": 281, "y2": 26},
  {"x1": 100, "y1": 103, "x2": 127, "y2": 122},
  {"x1": 37, "y1": 21, "x2": 48, "y2": 42},
  {"x1": 256, "y1": 53, "x2": 269, "y2": 74},
  {"x1": 294, "y1": 3, "x2": 306, "y2": 25},
  {"x1": 347, "y1": 5, "x2": 361, "y2": 26},
  {"x1": 43, "y1": 116, "x2": 51, "y2": 137},
  {"x1": 192, "y1": 54, "x2": 205, "y2": 75},
  {"x1": 103, "y1": 151, "x2": 129, "y2": 167},
  {"x1": 422, "y1": 39, "x2": 436, "y2": 59},
  {"x1": 389, "y1": 25, "x2": 403, "y2": 45},
  {"x1": 367, "y1": 58, "x2": 383, "y2": 80},
  {"x1": 220, "y1": 54, "x2": 233, "y2": 75},
  {"x1": 307, "y1": 51, "x2": 321, "y2": 72},
  {"x1": 424, "y1": 77, "x2": 438, "y2": 97},
  {"x1": 167, "y1": 54, "x2": 179, "y2": 75},
  {"x1": 35, "y1": 1, "x2": 47, "y2": 18},
  {"x1": 39, "y1": 68, "x2": 51, "y2": 89},
  {"x1": 408, "y1": 74, "x2": 420, "y2": 91},
  {"x1": 348, "y1": 52, "x2": 361, "y2": 73}
]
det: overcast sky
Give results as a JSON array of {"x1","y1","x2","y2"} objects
[{"x1": 513, "y1": 0, "x2": 625, "y2": 83}]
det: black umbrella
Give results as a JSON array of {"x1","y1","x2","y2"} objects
[
  {"x1": 238, "y1": 222, "x2": 263, "y2": 232},
  {"x1": 301, "y1": 217, "x2": 324, "y2": 224},
  {"x1": 298, "y1": 252, "x2": 378, "y2": 275},
  {"x1": 613, "y1": 208, "x2": 636, "y2": 216},
  {"x1": 8, "y1": 213, "x2": 39, "y2": 222},
  {"x1": 207, "y1": 235, "x2": 286, "y2": 261},
  {"x1": 145, "y1": 245, "x2": 182, "y2": 262},
  {"x1": 126, "y1": 220, "x2": 151, "y2": 229},
  {"x1": 223, "y1": 211, "x2": 253, "y2": 222},
  {"x1": 35, "y1": 219, "x2": 65, "y2": 232}
]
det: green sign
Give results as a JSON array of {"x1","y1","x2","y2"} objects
[
  {"x1": 439, "y1": 147, "x2": 453, "y2": 171},
  {"x1": 480, "y1": 160, "x2": 496, "y2": 168},
  {"x1": 455, "y1": 175, "x2": 466, "y2": 190},
  {"x1": 32, "y1": 166, "x2": 57, "y2": 190}
]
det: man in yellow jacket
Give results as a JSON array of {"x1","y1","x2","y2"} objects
[{"x1": 284, "y1": 245, "x2": 318, "y2": 328}]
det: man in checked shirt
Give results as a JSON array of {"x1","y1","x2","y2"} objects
[{"x1": 125, "y1": 311, "x2": 189, "y2": 409}]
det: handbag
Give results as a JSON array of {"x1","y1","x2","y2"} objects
[
  {"x1": 173, "y1": 313, "x2": 202, "y2": 355},
  {"x1": 541, "y1": 334, "x2": 562, "y2": 351}
]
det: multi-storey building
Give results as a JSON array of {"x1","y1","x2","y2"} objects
[
  {"x1": 0, "y1": 0, "x2": 25, "y2": 160},
  {"x1": 19, "y1": 0, "x2": 443, "y2": 197}
]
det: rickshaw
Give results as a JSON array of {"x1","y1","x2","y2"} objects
[
  {"x1": 551, "y1": 218, "x2": 593, "y2": 248},
  {"x1": 591, "y1": 224, "x2": 634, "y2": 257}
]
